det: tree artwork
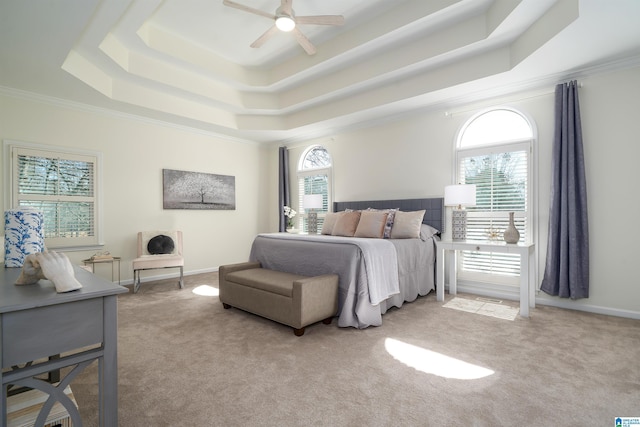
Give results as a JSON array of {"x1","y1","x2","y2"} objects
[{"x1": 162, "y1": 169, "x2": 235, "y2": 210}]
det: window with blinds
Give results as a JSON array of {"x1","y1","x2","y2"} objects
[
  {"x1": 9, "y1": 144, "x2": 101, "y2": 249},
  {"x1": 297, "y1": 146, "x2": 332, "y2": 233},
  {"x1": 456, "y1": 109, "x2": 533, "y2": 283}
]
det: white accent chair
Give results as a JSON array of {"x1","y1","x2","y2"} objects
[{"x1": 132, "y1": 230, "x2": 184, "y2": 294}]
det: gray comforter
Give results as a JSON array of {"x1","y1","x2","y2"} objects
[{"x1": 249, "y1": 233, "x2": 436, "y2": 328}]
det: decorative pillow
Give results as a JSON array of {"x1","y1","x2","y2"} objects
[
  {"x1": 147, "y1": 235, "x2": 175, "y2": 254},
  {"x1": 420, "y1": 224, "x2": 441, "y2": 241},
  {"x1": 366, "y1": 208, "x2": 398, "y2": 238},
  {"x1": 331, "y1": 211, "x2": 361, "y2": 237},
  {"x1": 383, "y1": 209, "x2": 398, "y2": 239},
  {"x1": 321, "y1": 212, "x2": 342, "y2": 235},
  {"x1": 390, "y1": 210, "x2": 426, "y2": 239},
  {"x1": 355, "y1": 211, "x2": 388, "y2": 238}
]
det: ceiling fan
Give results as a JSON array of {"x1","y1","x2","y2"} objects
[{"x1": 222, "y1": 0, "x2": 345, "y2": 55}]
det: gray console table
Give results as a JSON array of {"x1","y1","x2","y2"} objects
[{"x1": 1, "y1": 266, "x2": 128, "y2": 426}]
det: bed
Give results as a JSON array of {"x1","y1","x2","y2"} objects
[{"x1": 248, "y1": 198, "x2": 444, "y2": 329}]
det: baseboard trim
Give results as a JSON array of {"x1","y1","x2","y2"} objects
[
  {"x1": 533, "y1": 297, "x2": 640, "y2": 320},
  {"x1": 452, "y1": 282, "x2": 640, "y2": 320},
  {"x1": 121, "y1": 266, "x2": 219, "y2": 286}
]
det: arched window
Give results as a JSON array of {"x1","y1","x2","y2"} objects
[
  {"x1": 455, "y1": 108, "x2": 534, "y2": 284},
  {"x1": 297, "y1": 145, "x2": 332, "y2": 233}
]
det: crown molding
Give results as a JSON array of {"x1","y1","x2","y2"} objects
[
  {"x1": 0, "y1": 86, "x2": 261, "y2": 146},
  {"x1": 2, "y1": 53, "x2": 639, "y2": 148}
]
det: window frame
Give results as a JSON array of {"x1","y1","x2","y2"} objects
[
  {"x1": 297, "y1": 145, "x2": 332, "y2": 233},
  {"x1": 3, "y1": 140, "x2": 104, "y2": 251},
  {"x1": 453, "y1": 108, "x2": 536, "y2": 287}
]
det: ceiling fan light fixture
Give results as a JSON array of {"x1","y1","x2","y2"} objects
[
  {"x1": 223, "y1": 0, "x2": 343, "y2": 54},
  {"x1": 276, "y1": 15, "x2": 295, "y2": 32}
]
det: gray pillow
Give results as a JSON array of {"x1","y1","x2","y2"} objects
[{"x1": 420, "y1": 224, "x2": 441, "y2": 241}]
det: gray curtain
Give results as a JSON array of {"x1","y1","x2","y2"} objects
[
  {"x1": 541, "y1": 80, "x2": 589, "y2": 299},
  {"x1": 278, "y1": 147, "x2": 290, "y2": 232}
]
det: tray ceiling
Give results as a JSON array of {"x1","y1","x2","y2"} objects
[{"x1": 1, "y1": 0, "x2": 640, "y2": 143}]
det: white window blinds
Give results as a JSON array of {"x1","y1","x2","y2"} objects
[
  {"x1": 455, "y1": 108, "x2": 533, "y2": 284},
  {"x1": 297, "y1": 174, "x2": 329, "y2": 232},
  {"x1": 11, "y1": 145, "x2": 100, "y2": 248},
  {"x1": 297, "y1": 145, "x2": 332, "y2": 233},
  {"x1": 458, "y1": 143, "x2": 529, "y2": 279}
]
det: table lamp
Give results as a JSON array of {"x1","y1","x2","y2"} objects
[
  {"x1": 304, "y1": 194, "x2": 323, "y2": 234},
  {"x1": 444, "y1": 184, "x2": 476, "y2": 240}
]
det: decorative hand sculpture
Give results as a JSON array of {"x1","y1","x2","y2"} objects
[
  {"x1": 15, "y1": 251, "x2": 83, "y2": 293},
  {"x1": 15, "y1": 253, "x2": 46, "y2": 285}
]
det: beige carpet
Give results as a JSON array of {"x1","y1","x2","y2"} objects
[{"x1": 71, "y1": 273, "x2": 640, "y2": 426}]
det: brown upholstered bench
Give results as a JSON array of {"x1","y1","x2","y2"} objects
[{"x1": 219, "y1": 261, "x2": 339, "y2": 336}]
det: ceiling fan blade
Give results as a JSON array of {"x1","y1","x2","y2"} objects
[
  {"x1": 292, "y1": 28, "x2": 316, "y2": 55},
  {"x1": 280, "y1": 0, "x2": 293, "y2": 15},
  {"x1": 250, "y1": 25, "x2": 279, "y2": 48},
  {"x1": 223, "y1": 0, "x2": 276, "y2": 20},
  {"x1": 296, "y1": 15, "x2": 345, "y2": 26}
]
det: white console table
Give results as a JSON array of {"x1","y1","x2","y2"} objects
[
  {"x1": 1, "y1": 266, "x2": 128, "y2": 426},
  {"x1": 436, "y1": 240, "x2": 536, "y2": 317}
]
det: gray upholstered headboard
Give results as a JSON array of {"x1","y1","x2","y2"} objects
[{"x1": 333, "y1": 197, "x2": 445, "y2": 233}]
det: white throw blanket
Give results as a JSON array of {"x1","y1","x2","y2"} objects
[{"x1": 257, "y1": 233, "x2": 399, "y2": 305}]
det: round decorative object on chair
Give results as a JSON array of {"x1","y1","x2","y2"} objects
[{"x1": 147, "y1": 235, "x2": 175, "y2": 254}]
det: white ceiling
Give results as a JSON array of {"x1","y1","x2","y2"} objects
[{"x1": 1, "y1": 0, "x2": 640, "y2": 144}]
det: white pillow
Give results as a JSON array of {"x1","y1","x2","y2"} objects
[
  {"x1": 389, "y1": 210, "x2": 426, "y2": 239},
  {"x1": 321, "y1": 212, "x2": 342, "y2": 235}
]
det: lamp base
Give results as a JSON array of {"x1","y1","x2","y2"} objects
[
  {"x1": 308, "y1": 212, "x2": 318, "y2": 234},
  {"x1": 451, "y1": 209, "x2": 467, "y2": 241}
]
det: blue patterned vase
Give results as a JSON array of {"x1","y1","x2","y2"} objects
[{"x1": 4, "y1": 208, "x2": 46, "y2": 267}]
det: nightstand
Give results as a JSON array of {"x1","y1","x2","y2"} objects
[{"x1": 436, "y1": 240, "x2": 535, "y2": 317}]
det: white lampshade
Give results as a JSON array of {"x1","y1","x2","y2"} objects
[
  {"x1": 444, "y1": 184, "x2": 476, "y2": 208},
  {"x1": 303, "y1": 194, "x2": 323, "y2": 210},
  {"x1": 276, "y1": 15, "x2": 295, "y2": 32}
]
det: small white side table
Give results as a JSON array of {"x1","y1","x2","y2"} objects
[
  {"x1": 82, "y1": 256, "x2": 121, "y2": 284},
  {"x1": 436, "y1": 240, "x2": 536, "y2": 317}
]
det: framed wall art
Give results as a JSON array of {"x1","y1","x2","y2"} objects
[{"x1": 162, "y1": 169, "x2": 235, "y2": 210}]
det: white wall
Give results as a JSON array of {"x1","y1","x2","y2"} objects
[
  {"x1": 2, "y1": 64, "x2": 638, "y2": 318},
  {"x1": 0, "y1": 94, "x2": 271, "y2": 283},
  {"x1": 284, "y1": 65, "x2": 640, "y2": 319}
]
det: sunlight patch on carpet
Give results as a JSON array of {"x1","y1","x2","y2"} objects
[
  {"x1": 384, "y1": 338, "x2": 494, "y2": 380},
  {"x1": 444, "y1": 297, "x2": 518, "y2": 320},
  {"x1": 192, "y1": 285, "x2": 219, "y2": 296}
]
